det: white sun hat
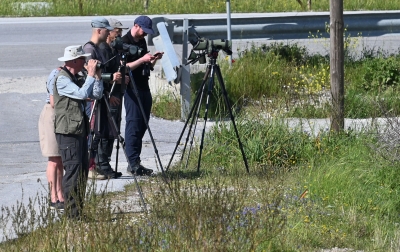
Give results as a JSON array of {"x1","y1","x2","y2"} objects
[{"x1": 58, "y1": 45, "x2": 91, "y2": 62}]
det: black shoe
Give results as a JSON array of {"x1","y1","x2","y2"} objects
[
  {"x1": 136, "y1": 165, "x2": 153, "y2": 176},
  {"x1": 97, "y1": 168, "x2": 118, "y2": 179},
  {"x1": 127, "y1": 161, "x2": 140, "y2": 176},
  {"x1": 114, "y1": 171, "x2": 123, "y2": 178},
  {"x1": 50, "y1": 200, "x2": 64, "y2": 211},
  {"x1": 127, "y1": 163, "x2": 153, "y2": 176},
  {"x1": 57, "y1": 201, "x2": 65, "y2": 211},
  {"x1": 50, "y1": 201, "x2": 57, "y2": 210}
]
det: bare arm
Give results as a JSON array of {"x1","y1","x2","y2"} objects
[
  {"x1": 50, "y1": 95, "x2": 54, "y2": 108},
  {"x1": 126, "y1": 53, "x2": 154, "y2": 70}
]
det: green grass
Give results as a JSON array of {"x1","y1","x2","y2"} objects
[
  {"x1": 2, "y1": 116, "x2": 400, "y2": 251},
  {"x1": 151, "y1": 92, "x2": 181, "y2": 120},
  {"x1": 0, "y1": 0, "x2": 397, "y2": 17},
  {"x1": 212, "y1": 42, "x2": 400, "y2": 119}
]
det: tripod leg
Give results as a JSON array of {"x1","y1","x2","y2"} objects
[
  {"x1": 102, "y1": 94, "x2": 148, "y2": 212},
  {"x1": 127, "y1": 71, "x2": 168, "y2": 180},
  {"x1": 165, "y1": 65, "x2": 211, "y2": 171},
  {"x1": 197, "y1": 65, "x2": 216, "y2": 173},
  {"x1": 183, "y1": 81, "x2": 207, "y2": 169},
  {"x1": 214, "y1": 65, "x2": 250, "y2": 173},
  {"x1": 178, "y1": 66, "x2": 210, "y2": 162},
  {"x1": 87, "y1": 100, "x2": 97, "y2": 173},
  {"x1": 109, "y1": 66, "x2": 124, "y2": 173}
]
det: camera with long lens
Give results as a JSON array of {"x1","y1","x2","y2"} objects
[
  {"x1": 111, "y1": 36, "x2": 145, "y2": 60},
  {"x1": 190, "y1": 38, "x2": 232, "y2": 55},
  {"x1": 94, "y1": 62, "x2": 114, "y2": 82},
  {"x1": 188, "y1": 34, "x2": 232, "y2": 64},
  {"x1": 100, "y1": 73, "x2": 113, "y2": 82},
  {"x1": 111, "y1": 36, "x2": 150, "y2": 76}
]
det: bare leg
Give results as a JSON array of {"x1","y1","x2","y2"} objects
[
  {"x1": 53, "y1": 156, "x2": 65, "y2": 202},
  {"x1": 46, "y1": 157, "x2": 58, "y2": 203}
]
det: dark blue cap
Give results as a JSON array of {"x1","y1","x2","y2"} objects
[{"x1": 134, "y1": 16, "x2": 154, "y2": 34}]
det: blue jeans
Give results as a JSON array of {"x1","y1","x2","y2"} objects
[{"x1": 124, "y1": 87, "x2": 152, "y2": 168}]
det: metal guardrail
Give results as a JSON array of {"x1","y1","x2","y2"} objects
[{"x1": 149, "y1": 11, "x2": 400, "y2": 44}]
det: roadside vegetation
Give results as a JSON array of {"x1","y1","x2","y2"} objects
[
  {"x1": 1, "y1": 39, "x2": 400, "y2": 251},
  {"x1": 0, "y1": 0, "x2": 397, "y2": 17}
]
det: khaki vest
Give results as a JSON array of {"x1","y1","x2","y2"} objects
[{"x1": 53, "y1": 69, "x2": 88, "y2": 136}]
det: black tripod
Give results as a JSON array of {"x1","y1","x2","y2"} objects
[
  {"x1": 87, "y1": 53, "x2": 168, "y2": 212},
  {"x1": 166, "y1": 53, "x2": 249, "y2": 173},
  {"x1": 88, "y1": 63, "x2": 151, "y2": 212}
]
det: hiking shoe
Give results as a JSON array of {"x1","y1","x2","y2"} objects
[
  {"x1": 127, "y1": 160, "x2": 140, "y2": 176},
  {"x1": 136, "y1": 165, "x2": 153, "y2": 176},
  {"x1": 127, "y1": 164, "x2": 153, "y2": 176},
  {"x1": 88, "y1": 169, "x2": 107, "y2": 180}
]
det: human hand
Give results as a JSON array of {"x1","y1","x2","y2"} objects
[
  {"x1": 141, "y1": 53, "x2": 155, "y2": 64},
  {"x1": 113, "y1": 72, "x2": 122, "y2": 84},
  {"x1": 110, "y1": 96, "x2": 121, "y2": 106},
  {"x1": 153, "y1": 51, "x2": 164, "y2": 60},
  {"x1": 86, "y1": 59, "x2": 98, "y2": 77},
  {"x1": 95, "y1": 67, "x2": 102, "y2": 80}
]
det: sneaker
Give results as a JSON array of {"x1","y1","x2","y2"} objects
[
  {"x1": 57, "y1": 201, "x2": 65, "y2": 211},
  {"x1": 50, "y1": 201, "x2": 57, "y2": 210},
  {"x1": 88, "y1": 169, "x2": 107, "y2": 180},
  {"x1": 97, "y1": 168, "x2": 119, "y2": 179},
  {"x1": 50, "y1": 200, "x2": 64, "y2": 211}
]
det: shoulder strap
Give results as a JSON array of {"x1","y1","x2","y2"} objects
[{"x1": 84, "y1": 41, "x2": 106, "y2": 63}]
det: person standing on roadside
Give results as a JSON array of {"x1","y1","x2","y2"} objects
[
  {"x1": 88, "y1": 17, "x2": 130, "y2": 180},
  {"x1": 123, "y1": 15, "x2": 163, "y2": 176},
  {"x1": 54, "y1": 45, "x2": 104, "y2": 219},
  {"x1": 83, "y1": 17, "x2": 124, "y2": 179},
  {"x1": 38, "y1": 68, "x2": 65, "y2": 211}
]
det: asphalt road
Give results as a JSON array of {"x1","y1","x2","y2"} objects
[{"x1": 0, "y1": 14, "x2": 399, "y2": 241}]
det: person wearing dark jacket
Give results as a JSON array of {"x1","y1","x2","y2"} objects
[
  {"x1": 122, "y1": 15, "x2": 163, "y2": 176},
  {"x1": 83, "y1": 17, "x2": 124, "y2": 179}
]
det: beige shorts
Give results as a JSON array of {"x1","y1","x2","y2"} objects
[{"x1": 38, "y1": 104, "x2": 60, "y2": 157}]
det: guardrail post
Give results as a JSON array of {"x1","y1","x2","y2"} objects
[
  {"x1": 180, "y1": 18, "x2": 191, "y2": 121},
  {"x1": 226, "y1": 0, "x2": 232, "y2": 67}
]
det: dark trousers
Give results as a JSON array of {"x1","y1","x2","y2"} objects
[
  {"x1": 124, "y1": 87, "x2": 152, "y2": 167},
  {"x1": 86, "y1": 99, "x2": 121, "y2": 172},
  {"x1": 95, "y1": 105, "x2": 120, "y2": 172},
  {"x1": 56, "y1": 133, "x2": 88, "y2": 219}
]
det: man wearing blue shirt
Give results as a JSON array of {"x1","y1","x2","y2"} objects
[{"x1": 53, "y1": 45, "x2": 104, "y2": 219}]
